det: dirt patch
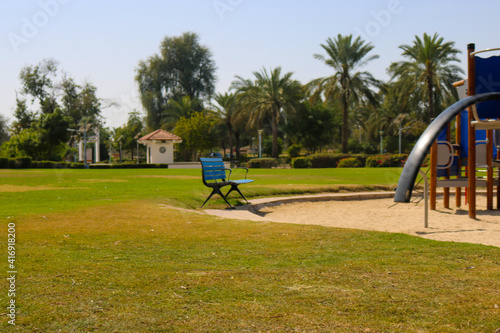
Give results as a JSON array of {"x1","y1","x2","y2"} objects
[
  {"x1": 129, "y1": 175, "x2": 199, "y2": 179},
  {"x1": 77, "y1": 179, "x2": 128, "y2": 183},
  {"x1": 0, "y1": 185, "x2": 81, "y2": 192},
  {"x1": 259, "y1": 195, "x2": 500, "y2": 248}
]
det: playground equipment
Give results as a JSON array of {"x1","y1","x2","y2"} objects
[{"x1": 395, "y1": 44, "x2": 500, "y2": 219}]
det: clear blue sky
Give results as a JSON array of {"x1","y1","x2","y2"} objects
[{"x1": 1, "y1": 0, "x2": 499, "y2": 129}]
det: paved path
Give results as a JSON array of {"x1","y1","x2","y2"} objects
[{"x1": 204, "y1": 192, "x2": 395, "y2": 222}]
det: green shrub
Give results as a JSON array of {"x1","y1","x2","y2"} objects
[
  {"x1": 337, "y1": 157, "x2": 362, "y2": 168},
  {"x1": 32, "y1": 161, "x2": 55, "y2": 168},
  {"x1": 365, "y1": 154, "x2": 408, "y2": 167},
  {"x1": 291, "y1": 157, "x2": 311, "y2": 169},
  {"x1": 16, "y1": 157, "x2": 32, "y2": 168},
  {"x1": 0, "y1": 158, "x2": 10, "y2": 168},
  {"x1": 308, "y1": 153, "x2": 353, "y2": 168},
  {"x1": 263, "y1": 137, "x2": 283, "y2": 156},
  {"x1": 0, "y1": 157, "x2": 32, "y2": 169},
  {"x1": 90, "y1": 163, "x2": 169, "y2": 169},
  {"x1": 287, "y1": 144, "x2": 302, "y2": 158},
  {"x1": 248, "y1": 158, "x2": 278, "y2": 168},
  {"x1": 309, "y1": 153, "x2": 338, "y2": 168},
  {"x1": 70, "y1": 162, "x2": 85, "y2": 169}
]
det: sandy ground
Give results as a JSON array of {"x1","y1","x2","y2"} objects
[{"x1": 256, "y1": 195, "x2": 500, "y2": 248}]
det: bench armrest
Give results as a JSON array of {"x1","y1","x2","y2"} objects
[
  {"x1": 224, "y1": 168, "x2": 232, "y2": 179},
  {"x1": 227, "y1": 167, "x2": 249, "y2": 180}
]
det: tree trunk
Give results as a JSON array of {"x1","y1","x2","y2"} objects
[
  {"x1": 272, "y1": 105, "x2": 279, "y2": 158},
  {"x1": 235, "y1": 132, "x2": 241, "y2": 160},
  {"x1": 227, "y1": 120, "x2": 234, "y2": 160},
  {"x1": 426, "y1": 61, "x2": 434, "y2": 122},
  {"x1": 427, "y1": 76, "x2": 434, "y2": 122},
  {"x1": 341, "y1": 91, "x2": 349, "y2": 154}
]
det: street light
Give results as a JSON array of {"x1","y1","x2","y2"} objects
[
  {"x1": 67, "y1": 129, "x2": 78, "y2": 162},
  {"x1": 379, "y1": 131, "x2": 384, "y2": 154},
  {"x1": 78, "y1": 116, "x2": 93, "y2": 169},
  {"x1": 257, "y1": 130, "x2": 263, "y2": 158},
  {"x1": 134, "y1": 132, "x2": 142, "y2": 164},
  {"x1": 116, "y1": 135, "x2": 123, "y2": 163},
  {"x1": 252, "y1": 137, "x2": 255, "y2": 158}
]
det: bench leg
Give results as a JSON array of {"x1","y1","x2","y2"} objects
[
  {"x1": 201, "y1": 187, "x2": 234, "y2": 208},
  {"x1": 226, "y1": 184, "x2": 249, "y2": 203}
]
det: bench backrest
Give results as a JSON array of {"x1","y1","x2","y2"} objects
[{"x1": 200, "y1": 158, "x2": 226, "y2": 183}]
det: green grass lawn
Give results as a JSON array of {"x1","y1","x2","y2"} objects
[
  {"x1": 0, "y1": 168, "x2": 402, "y2": 216},
  {"x1": 1, "y1": 168, "x2": 499, "y2": 332}
]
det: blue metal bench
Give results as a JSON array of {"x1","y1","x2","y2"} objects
[{"x1": 200, "y1": 158, "x2": 254, "y2": 208}]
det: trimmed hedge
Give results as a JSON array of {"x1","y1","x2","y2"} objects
[
  {"x1": 0, "y1": 157, "x2": 170, "y2": 169},
  {"x1": 89, "y1": 164, "x2": 169, "y2": 169},
  {"x1": 337, "y1": 157, "x2": 362, "y2": 168},
  {"x1": 290, "y1": 153, "x2": 406, "y2": 168},
  {"x1": 308, "y1": 153, "x2": 367, "y2": 168},
  {"x1": 0, "y1": 157, "x2": 33, "y2": 169},
  {"x1": 291, "y1": 157, "x2": 312, "y2": 169},
  {"x1": 248, "y1": 158, "x2": 278, "y2": 168}
]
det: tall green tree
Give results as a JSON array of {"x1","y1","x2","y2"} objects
[
  {"x1": 136, "y1": 32, "x2": 217, "y2": 131},
  {"x1": 61, "y1": 76, "x2": 102, "y2": 128},
  {"x1": 312, "y1": 34, "x2": 381, "y2": 153},
  {"x1": 231, "y1": 67, "x2": 303, "y2": 158},
  {"x1": 1, "y1": 110, "x2": 71, "y2": 161},
  {"x1": 388, "y1": 32, "x2": 463, "y2": 122},
  {"x1": 286, "y1": 100, "x2": 339, "y2": 153},
  {"x1": 19, "y1": 58, "x2": 59, "y2": 113},
  {"x1": 163, "y1": 96, "x2": 202, "y2": 130},
  {"x1": 0, "y1": 114, "x2": 10, "y2": 145},
  {"x1": 113, "y1": 111, "x2": 144, "y2": 160},
  {"x1": 174, "y1": 112, "x2": 217, "y2": 161},
  {"x1": 211, "y1": 92, "x2": 238, "y2": 159},
  {"x1": 4, "y1": 59, "x2": 103, "y2": 161}
]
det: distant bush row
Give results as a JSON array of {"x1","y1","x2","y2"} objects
[
  {"x1": 248, "y1": 158, "x2": 278, "y2": 168},
  {"x1": 291, "y1": 153, "x2": 408, "y2": 169},
  {"x1": 0, "y1": 158, "x2": 76, "y2": 169},
  {"x1": 1, "y1": 155, "x2": 408, "y2": 169},
  {"x1": 244, "y1": 154, "x2": 408, "y2": 169},
  {"x1": 0, "y1": 158, "x2": 169, "y2": 169}
]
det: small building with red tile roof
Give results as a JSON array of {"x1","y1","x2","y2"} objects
[{"x1": 138, "y1": 129, "x2": 182, "y2": 164}]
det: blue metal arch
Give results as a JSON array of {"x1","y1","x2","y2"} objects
[{"x1": 394, "y1": 92, "x2": 500, "y2": 203}]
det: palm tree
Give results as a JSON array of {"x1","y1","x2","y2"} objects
[
  {"x1": 389, "y1": 32, "x2": 463, "y2": 122},
  {"x1": 312, "y1": 34, "x2": 380, "y2": 153},
  {"x1": 212, "y1": 92, "x2": 238, "y2": 159},
  {"x1": 231, "y1": 67, "x2": 303, "y2": 158},
  {"x1": 162, "y1": 96, "x2": 202, "y2": 130}
]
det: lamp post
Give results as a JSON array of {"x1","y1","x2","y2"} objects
[
  {"x1": 108, "y1": 140, "x2": 112, "y2": 164},
  {"x1": 116, "y1": 135, "x2": 123, "y2": 163},
  {"x1": 77, "y1": 116, "x2": 93, "y2": 169},
  {"x1": 258, "y1": 130, "x2": 263, "y2": 158},
  {"x1": 67, "y1": 129, "x2": 78, "y2": 162},
  {"x1": 379, "y1": 131, "x2": 384, "y2": 154},
  {"x1": 134, "y1": 132, "x2": 142, "y2": 164},
  {"x1": 252, "y1": 137, "x2": 255, "y2": 158}
]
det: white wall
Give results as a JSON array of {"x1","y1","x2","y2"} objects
[{"x1": 146, "y1": 141, "x2": 175, "y2": 164}]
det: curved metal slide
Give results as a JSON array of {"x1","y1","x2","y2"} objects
[{"x1": 394, "y1": 92, "x2": 500, "y2": 202}]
